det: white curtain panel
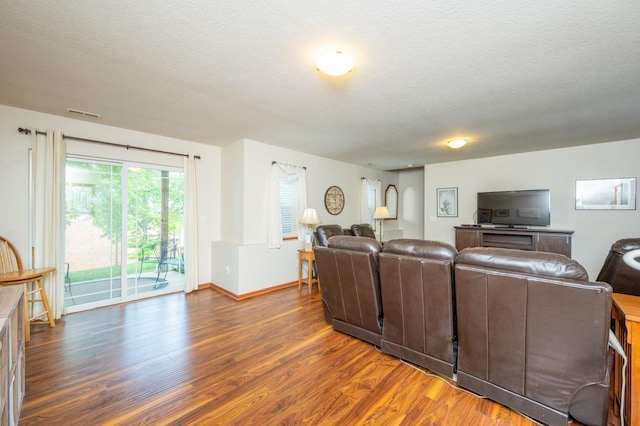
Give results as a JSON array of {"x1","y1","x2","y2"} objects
[
  {"x1": 295, "y1": 176, "x2": 308, "y2": 240},
  {"x1": 32, "y1": 130, "x2": 65, "y2": 319},
  {"x1": 360, "y1": 178, "x2": 381, "y2": 223},
  {"x1": 267, "y1": 162, "x2": 307, "y2": 249},
  {"x1": 183, "y1": 154, "x2": 199, "y2": 292}
]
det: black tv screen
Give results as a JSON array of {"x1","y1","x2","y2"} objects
[{"x1": 477, "y1": 189, "x2": 551, "y2": 227}]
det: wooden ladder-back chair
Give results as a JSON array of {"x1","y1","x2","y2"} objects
[{"x1": 0, "y1": 236, "x2": 55, "y2": 341}]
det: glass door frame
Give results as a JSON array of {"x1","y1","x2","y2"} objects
[{"x1": 64, "y1": 155, "x2": 185, "y2": 314}]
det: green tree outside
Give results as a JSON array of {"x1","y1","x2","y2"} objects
[{"x1": 65, "y1": 160, "x2": 184, "y2": 280}]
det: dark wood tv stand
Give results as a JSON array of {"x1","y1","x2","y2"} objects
[{"x1": 454, "y1": 226, "x2": 574, "y2": 257}]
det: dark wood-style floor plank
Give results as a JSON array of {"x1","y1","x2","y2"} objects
[{"x1": 20, "y1": 287, "x2": 619, "y2": 425}]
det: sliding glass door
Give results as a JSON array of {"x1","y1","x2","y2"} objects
[
  {"x1": 127, "y1": 166, "x2": 185, "y2": 296},
  {"x1": 64, "y1": 158, "x2": 184, "y2": 312}
]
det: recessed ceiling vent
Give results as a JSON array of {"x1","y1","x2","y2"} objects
[{"x1": 66, "y1": 108, "x2": 101, "y2": 119}]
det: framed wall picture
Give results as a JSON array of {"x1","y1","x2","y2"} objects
[
  {"x1": 437, "y1": 187, "x2": 458, "y2": 217},
  {"x1": 575, "y1": 177, "x2": 637, "y2": 210}
]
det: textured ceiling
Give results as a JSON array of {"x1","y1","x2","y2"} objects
[{"x1": 1, "y1": 1, "x2": 639, "y2": 170}]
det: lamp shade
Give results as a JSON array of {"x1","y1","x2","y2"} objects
[
  {"x1": 373, "y1": 206, "x2": 391, "y2": 219},
  {"x1": 299, "y1": 208, "x2": 321, "y2": 226}
]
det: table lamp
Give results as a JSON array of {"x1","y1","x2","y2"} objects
[
  {"x1": 373, "y1": 206, "x2": 390, "y2": 241},
  {"x1": 299, "y1": 208, "x2": 321, "y2": 251}
]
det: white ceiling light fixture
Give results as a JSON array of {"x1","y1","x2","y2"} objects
[
  {"x1": 447, "y1": 138, "x2": 468, "y2": 149},
  {"x1": 316, "y1": 48, "x2": 354, "y2": 76}
]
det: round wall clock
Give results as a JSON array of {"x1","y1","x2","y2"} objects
[{"x1": 324, "y1": 185, "x2": 345, "y2": 215}]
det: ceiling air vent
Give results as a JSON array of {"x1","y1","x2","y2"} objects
[{"x1": 66, "y1": 108, "x2": 101, "y2": 119}]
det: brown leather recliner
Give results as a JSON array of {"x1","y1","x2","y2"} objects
[
  {"x1": 315, "y1": 224, "x2": 352, "y2": 247},
  {"x1": 350, "y1": 223, "x2": 376, "y2": 239},
  {"x1": 314, "y1": 236, "x2": 383, "y2": 345},
  {"x1": 378, "y1": 239, "x2": 458, "y2": 378},
  {"x1": 596, "y1": 238, "x2": 640, "y2": 295},
  {"x1": 455, "y1": 248, "x2": 612, "y2": 426}
]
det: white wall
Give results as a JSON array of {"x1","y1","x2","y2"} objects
[
  {"x1": 220, "y1": 140, "x2": 244, "y2": 244},
  {"x1": 398, "y1": 167, "x2": 425, "y2": 239},
  {"x1": 212, "y1": 138, "x2": 400, "y2": 296},
  {"x1": 0, "y1": 104, "x2": 221, "y2": 285},
  {"x1": 424, "y1": 138, "x2": 640, "y2": 278}
]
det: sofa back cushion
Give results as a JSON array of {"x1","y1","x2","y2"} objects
[
  {"x1": 455, "y1": 247, "x2": 588, "y2": 280},
  {"x1": 350, "y1": 223, "x2": 376, "y2": 239},
  {"x1": 315, "y1": 224, "x2": 346, "y2": 247},
  {"x1": 382, "y1": 239, "x2": 457, "y2": 263},
  {"x1": 378, "y1": 239, "x2": 458, "y2": 376},
  {"x1": 455, "y1": 247, "x2": 612, "y2": 425},
  {"x1": 314, "y1": 236, "x2": 384, "y2": 342}
]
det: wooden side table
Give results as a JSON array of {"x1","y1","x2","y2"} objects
[
  {"x1": 611, "y1": 293, "x2": 640, "y2": 426},
  {"x1": 297, "y1": 249, "x2": 320, "y2": 297}
]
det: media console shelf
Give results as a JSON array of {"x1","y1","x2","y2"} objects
[{"x1": 454, "y1": 226, "x2": 574, "y2": 257}]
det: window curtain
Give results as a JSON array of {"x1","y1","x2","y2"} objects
[
  {"x1": 32, "y1": 130, "x2": 65, "y2": 319},
  {"x1": 183, "y1": 154, "x2": 199, "y2": 292},
  {"x1": 268, "y1": 162, "x2": 307, "y2": 249},
  {"x1": 360, "y1": 178, "x2": 381, "y2": 223}
]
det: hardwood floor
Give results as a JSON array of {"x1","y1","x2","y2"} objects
[{"x1": 21, "y1": 286, "x2": 619, "y2": 425}]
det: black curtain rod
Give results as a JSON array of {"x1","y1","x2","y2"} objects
[
  {"x1": 18, "y1": 127, "x2": 46, "y2": 136},
  {"x1": 361, "y1": 177, "x2": 380, "y2": 180},
  {"x1": 65, "y1": 135, "x2": 201, "y2": 159},
  {"x1": 18, "y1": 127, "x2": 201, "y2": 159},
  {"x1": 272, "y1": 161, "x2": 306, "y2": 169}
]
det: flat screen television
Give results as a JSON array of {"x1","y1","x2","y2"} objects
[{"x1": 477, "y1": 189, "x2": 551, "y2": 227}]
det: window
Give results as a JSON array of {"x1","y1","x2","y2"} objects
[
  {"x1": 366, "y1": 187, "x2": 376, "y2": 229},
  {"x1": 361, "y1": 178, "x2": 381, "y2": 229},
  {"x1": 268, "y1": 161, "x2": 307, "y2": 249},
  {"x1": 279, "y1": 179, "x2": 299, "y2": 238}
]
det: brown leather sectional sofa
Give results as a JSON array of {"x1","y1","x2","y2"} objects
[{"x1": 314, "y1": 237, "x2": 613, "y2": 426}]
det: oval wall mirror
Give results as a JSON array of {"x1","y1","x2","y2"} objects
[{"x1": 385, "y1": 184, "x2": 398, "y2": 219}]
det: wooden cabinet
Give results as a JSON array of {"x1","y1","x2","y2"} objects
[
  {"x1": 0, "y1": 287, "x2": 25, "y2": 426},
  {"x1": 611, "y1": 293, "x2": 640, "y2": 426},
  {"x1": 454, "y1": 226, "x2": 573, "y2": 257},
  {"x1": 0, "y1": 317, "x2": 7, "y2": 425}
]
